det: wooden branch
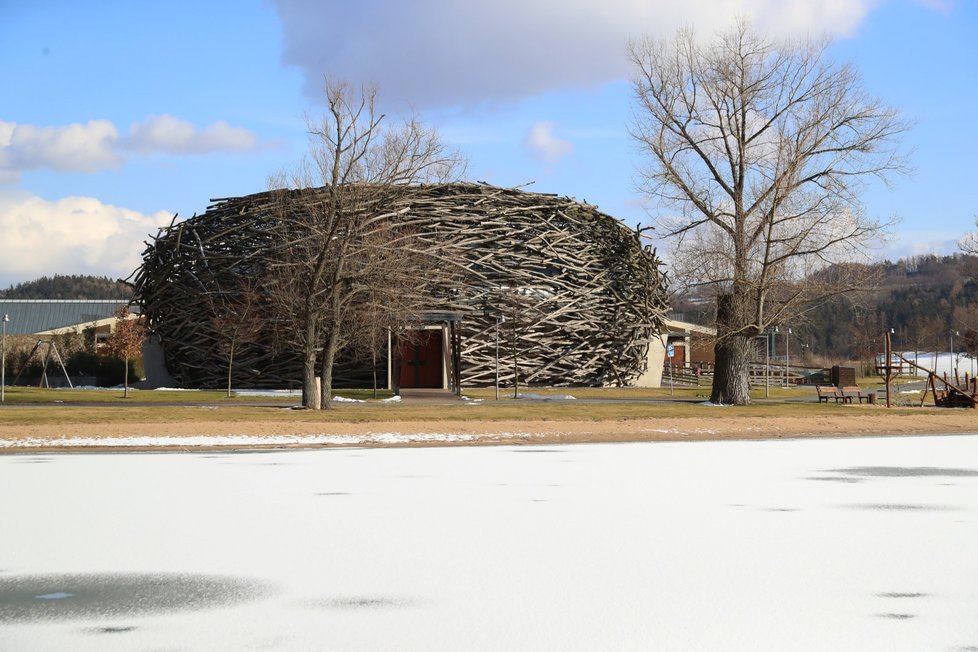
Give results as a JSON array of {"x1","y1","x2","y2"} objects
[{"x1": 131, "y1": 182, "x2": 669, "y2": 388}]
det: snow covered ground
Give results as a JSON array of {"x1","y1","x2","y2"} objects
[
  {"x1": 897, "y1": 351, "x2": 977, "y2": 378},
  {"x1": 2, "y1": 435, "x2": 977, "y2": 651}
]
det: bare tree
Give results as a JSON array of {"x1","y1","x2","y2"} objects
[
  {"x1": 345, "y1": 224, "x2": 443, "y2": 398},
  {"x1": 629, "y1": 21, "x2": 909, "y2": 404},
  {"x1": 959, "y1": 216, "x2": 978, "y2": 256},
  {"x1": 267, "y1": 79, "x2": 465, "y2": 409},
  {"x1": 206, "y1": 278, "x2": 263, "y2": 398}
]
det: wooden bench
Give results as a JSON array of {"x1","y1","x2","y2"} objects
[
  {"x1": 816, "y1": 385, "x2": 844, "y2": 403},
  {"x1": 841, "y1": 386, "x2": 876, "y2": 404}
]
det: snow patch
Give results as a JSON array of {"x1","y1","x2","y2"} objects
[
  {"x1": 0, "y1": 431, "x2": 539, "y2": 449},
  {"x1": 234, "y1": 389, "x2": 302, "y2": 397},
  {"x1": 516, "y1": 393, "x2": 576, "y2": 400}
]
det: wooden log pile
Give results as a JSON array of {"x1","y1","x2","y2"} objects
[{"x1": 131, "y1": 182, "x2": 669, "y2": 388}]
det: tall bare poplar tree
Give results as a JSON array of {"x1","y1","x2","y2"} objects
[
  {"x1": 629, "y1": 21, "x2": 909, "y2": 404},
  {"x1": 268, "y1": 80, "x2": 465, "y2": 409}
]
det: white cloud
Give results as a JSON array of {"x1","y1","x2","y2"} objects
[
  {"x1": 272, "y1": 0, "x2": 882, "y2": 110},
  {"x1": 524, "y1": 122, "x2": 573, "y2": 164},
  {"x1": 0, "y1": 116, "x2": 261, "y2": 180},
  {"x1": 127, "y1": 115, "x2": 258, "y2": 154},
  {"x1": 0, "y1": 190, "x2": 173, "y2": 286},
  {"x1": 0, "y1": 119, "x2": 121, "y2": 174}
]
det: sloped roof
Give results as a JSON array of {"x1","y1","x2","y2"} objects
[{"x1": 0, "y1": 300, "x2": 136, "y2": 335}]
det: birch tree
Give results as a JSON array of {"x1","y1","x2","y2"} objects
[{"x1": 629, "y1": 21, "x2": 909, "y2": 404}]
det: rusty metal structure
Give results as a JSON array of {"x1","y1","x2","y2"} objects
[{"x1": 132, "y1": 182, "x2": 669, "y2": 388}]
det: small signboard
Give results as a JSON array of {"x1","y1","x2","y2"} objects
[{"x1": 667, "y1": 343, "x2": 675, "y2": 358}]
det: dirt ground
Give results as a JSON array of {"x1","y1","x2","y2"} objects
[{"x1": 2, "y1": 409, "x2": 977, "y2": 452}]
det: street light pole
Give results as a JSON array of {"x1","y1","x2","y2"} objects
[
  {"x1": 784, "y1": 327, "x2": 791, "y2": 388},
  {"x1": 495, "y1": 315, "x2": 504, "y2": 401},
  {"x1": 512, "y1": 318, "x2": 518, "y2": 400},
  {"x1": 951, "y1": 330, "x2": 959, "y2": 377},
  {"x1": 765, "y1": 332, "x2": 770, "y2": 398},
  {"x1": 1, "y1": 314, "x2": 8, "y2": 404},
  {"x1": 756, "y1": 333, "x2": 771, "y2": 399}
]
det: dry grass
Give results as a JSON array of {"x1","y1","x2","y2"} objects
[
  {"x1": 3, "y1": 382, "x2": 967, "y2": 454},
  {"x1": 0, "y1": 386, "x2": 389, "y2": 405},
  {"x1": 0, "y1": 394, "x2": 924, "y2": 428}
]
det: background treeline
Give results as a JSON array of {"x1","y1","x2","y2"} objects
[
  {"x1": 0, "y1": 274, "x2": 132, "y2": 299},
  {"x1": 672, "y1": 253, "x2": 978, "y2": 363},
  {"x1": 7, "y1": 252, "x2": 978, "y2": 371}
]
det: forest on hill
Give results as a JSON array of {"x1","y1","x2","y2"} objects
[
  {"x1": 671, "y1": 253, "x2": 978, "y2": 364},
  {"x1": 0, "y1": 275, "x2": 133, "y2": 300}
]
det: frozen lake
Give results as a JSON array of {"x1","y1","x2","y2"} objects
[{"x1": 2, "y1": 435, "x2": 977, "y2": 651}]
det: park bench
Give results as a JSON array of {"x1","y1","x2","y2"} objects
[
  {"x1": 841, "y1": 386, "x2": 876, "y2": 404},
  {"x1": 815, "y1": 385, "x2": 845, "y2": 403}
]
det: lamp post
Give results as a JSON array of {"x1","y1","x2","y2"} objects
[
  {"x1": 1, "y1": 313, "x2": 8, "y2": 404},
  {"x1": 951, "y1": 330, "x2": 959, "y2": 377},
  {"x1": 495, "y1": 315, "x2": 505, "y2": 401},
  {"x1": 777, "y1": 326, "x2": 791, "y2": 388},
  {"x1": 756, "y1": 332, "x2": 771, "y2": 398},
  {"x1": 483, "y1": 301, "x2": 505, "y2": 401},
  {"x1": 766, "y1": 332, "x2": 771, "y2": 398}
]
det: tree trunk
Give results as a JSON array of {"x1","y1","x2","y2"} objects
[
  {"x1": 371, "y1": 347, "x2": 378, "y2": 399},
  {"x1": 710, "y1": 293, "x2": 753, "y2": 405},
  {"x1": 710, "y1": 334, "x2": 753, "y2": 404},
  {"x1": 123, "y1": 356, "x2": 130, "y2": 399},
  {"x1": 302, "y1": 347, "x2": 318, "y2": 409},
  {"x1": 227, "y1": 347, "x2": 234, "y2": 399},
  {"x1": 391, "y1": 337, "x2": 401, "y2": 396},
  {"x1": 320, "y1": 330, "x2": 340, "y2": 410}
]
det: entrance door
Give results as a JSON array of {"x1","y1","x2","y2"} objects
[
  {"x1": 398, "y1": 330, "x2": 444, "y2": 388},
  {"x1": 670, "y1": 344, "x2": 686, "y2": 366}
]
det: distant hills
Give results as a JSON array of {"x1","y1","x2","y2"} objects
[
  {"x1": 0, "y1": 274, "x2": 132, "y2": 300},
  {"x1": 671, "y1": 253, "x2": 978, "y2": 362}
]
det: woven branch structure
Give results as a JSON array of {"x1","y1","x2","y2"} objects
[{"x1": 132, "y1": 182, "x2": 669, "y2": 388}]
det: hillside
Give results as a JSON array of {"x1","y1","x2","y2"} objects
[
  {"x1": 0, "y1": 275, "x2": 133, "y2": 300},
  {"x1": 671, "y1": 253, "x2": 978, "y2": 362}
]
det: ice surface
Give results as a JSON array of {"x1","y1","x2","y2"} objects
[{"x1": 1, "y1": 435, "x2": 977, "y2": 651}]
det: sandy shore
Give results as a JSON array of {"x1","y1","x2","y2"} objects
[{"x1": 2, "y1": 409, "x2": 977, "y2": 452}]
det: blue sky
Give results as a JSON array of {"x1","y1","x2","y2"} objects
[{"x1": 1, "y1": 0, "x2": 975, "y2": 287}]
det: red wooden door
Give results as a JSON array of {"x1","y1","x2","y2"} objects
[
  {"x1": 670, "y1": 344, "x2": 686, "y2": 365},
  {"x1": 398, "y1": 331, "x2": 443, "y2": 388}
]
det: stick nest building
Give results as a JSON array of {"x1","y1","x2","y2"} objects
[{"x1": 132, "y1": 182, "x2": 669, "y2": 388}]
